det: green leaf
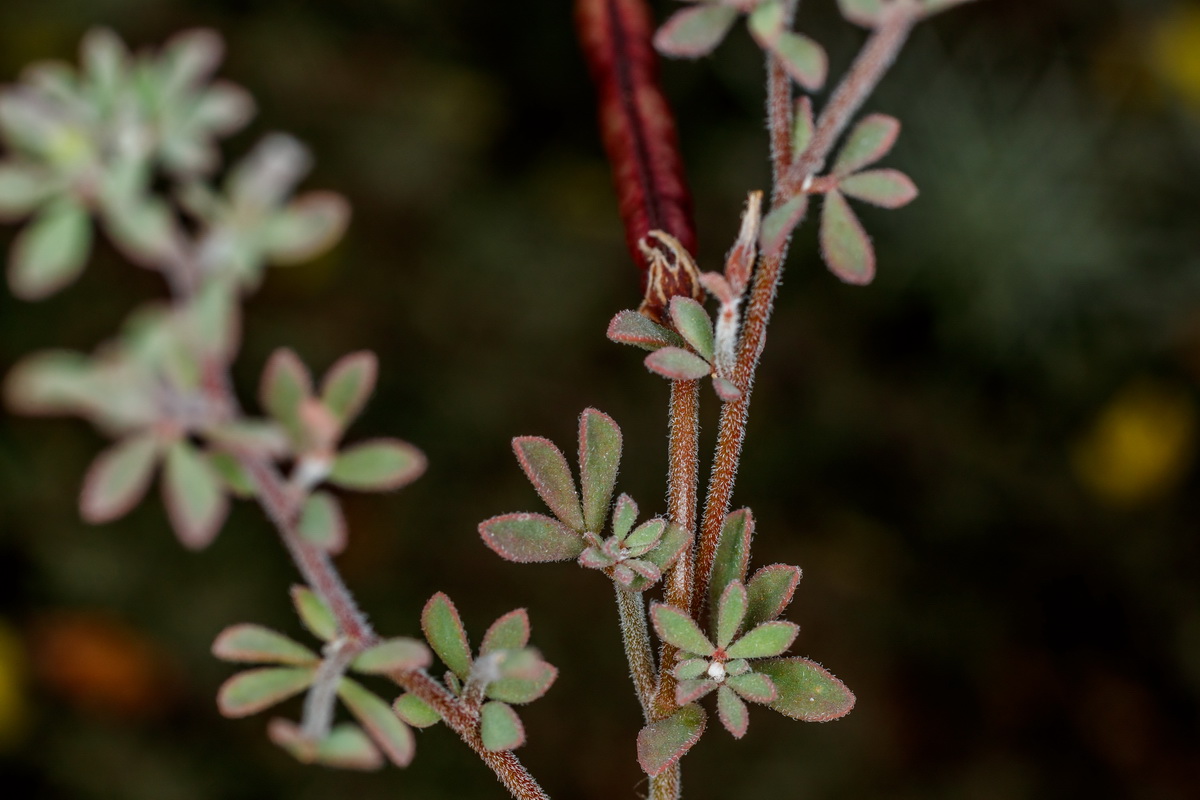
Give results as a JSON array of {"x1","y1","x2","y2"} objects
[
  {"x1": 480, "y1": 701, "x2": 525, "y2": 751},
  {"x1": 726, "y1": 672, "x2": 778, "y2": 704},
  {"x1": 481, "y1": 609, "x2": 531, "y2": 655},
  {"x1": 393, "y1": 693, "x2": 441, "y2": 728},
  {"x1": 675, "y1": 658, "x2": 708, "y2": 681},
  {"x1": 320, "y1": 351, "x2": 377, "y2": 427},
  {"x1": 578, "y1": 409, "x2": 622, "y2": 533},
  {"x1": 421, "y1": 592, "x2": 473, "y2": 679},
  {"x1": 726, "y1": 621, "x2": 799, "y2": 659},
  {"x1": 744, "y1": 564, "x2": 802, "y2": 629},
  {"x1": 611, "y1": 493, "x2": 639, "y2": 543},
  {"x1": 653, "y1": 5, "x2": 739, "y2": 59},
  {"x1": 0, "y1": 162, "x2": 55, "y2": 219},
  {"x1": 269, "y1": 718, "x2": 384, "y2": 770},
  {"x1": 756, "y1": 657, "x2": 856, "y2": 722},
  {"x1": 636, "y1": 704, "x2": 707, "y2": 777},
  {"x1": 512, "y1": 436, "x2": 584, "y2": 530},
  {"x1": 160, "y1": 28, "x2": 223, "y2": 91},
  {"x1": 651, "y1": 603, "x2": 714, "y2": 657},
  {"x1": 260, "y1": 348, "x2": 312, "y2": 434},
  {"x1": 747, "y1": 1, "x2": 785, "y2": 45},
  {"x1": 668, "y1": 297, "x2": 715, "y2": 362},
  {"x1": 486, "y1": 656, "x2": 557, "y2": 705},
  {"x1": 708, "y1": 509, "x2": 754, "y2": 619},
  {"x1": 838, "y1": 169, "x2": 918, "y2": 209},
  {"x1": 717, "y1": 685, "x2": 749, "y2": 738},
  {"x1": 820, "y1": 189, "x2": 875, "y2": 285},
  {"x1": 644, "y1": 347, "x2": 711, "y2": 380},
  {"x1": 338, "y1": 678, "x2": 416, "y2": 767},
  {"x1": 675, "y1": 678, "x2": 718, "y2": 706},
  {"x1": 716, "y1": 580, "x2": 748, "y2": 650},
  {"x1": 623, "y1": 518, "x2": 666, "y2": 557},
  {"x1": 81, "y1": 28, "x2": 129, "y2": 97},
  {"x1": 792, "y1": 96, "x2": 815, "y2": 157},
  {"x1": 329, "y1": 438, "x2": 426, "y2": 491},
  {"x1": 217, "y1": 666, "x2": 315, "y2": 718},
  {"x1": 837, "y1": 0, "x2": 886, "y2": 27},
  {"x1": 79, "y1": 434, "x2": 161, "y2": 523},
  {"x1": 208, "y1": 451, "x2": 256, "y2": 498},
  {"x1": 606, "y1": 310, "x2": 687, "y2": 351},
  {"x1": 205, "y1": 420, "x2": 289, "y2": 458},
  {"x1": 353, "y1": 637, "x2": 432, "y2": 674},
  {"x1": 9, "y1": 198, "x2": 91, "y2": 300},
  {"x1": 771, "y1": 31, "x2": 828, "y2": 92},
  {"x1": 291, "y1": 585, "x2": 338, "y2": 641},
  {"x1": 296, "y1": 490, "x2": 347, "y2": 553},
  {"x1": 759, "y1": 194, "x2": 808, "y2": 257},
  {"x1": 832, "y1": 113, "x2": 900, "y2": 176},
  {"x1": 479, "y1": 512, "x2": 585, "y2": 563},
  {"x1": 102, "y1": 197, "x2": 182, "y2": 268},
  {"x1": 212, "y1": 624, "x2": 317, "y2": 665},
  {"x1": 263, "y1": 191, "x2": 350, "y2": 265},
  {"x1": 162, "y1": 440, "x2": 228, "y2": 550},
  {"x1": 628, "y1": 522, "x2": 691, "y2": 592},
  {"x1": 187, "y1": 279, "x2": 240, "y2": 361}
]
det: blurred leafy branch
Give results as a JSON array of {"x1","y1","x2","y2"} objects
[{"x1": 0, "y1": 0, "x2": 976, "y2": 798}]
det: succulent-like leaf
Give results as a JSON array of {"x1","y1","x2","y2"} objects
[
  {"x1": 421, "y1": 593, "x2": 473, "y2": 679},
  {"x1": 269, "y1": 718, "x2": 383, "y2": 770},
  {"x1": 675, "y1": 677, "x2": 718, "y2": 706},
  {"x1": 771, "y1": 31, "x2": 827, "y2": 92},
  {"x1": 161, "y1": 28, "x2": 223, "y2": 91},
  {"x1": 329, "y1": 438, "x2": 426, "y2": 491},
  {"x1": 792, "y1": 96, "x2": 815, "y2": 157},
  {"x1": 579, "y1": 547, "x2": 614, "y2": 570},
  {"x1": 645, "y1": 347, "x2": 711, "y2": 380},
  {"x1": 217, "y1": 666, "x2": 316, "y2": 718},
  {"x1": 611, "y1": 493, "x2": 639, "y2": 542},
  {"x1": 79, "y1": 434, "x2": 161, "y2": 523},
  {"x1": 512, "y1": 436, "x2": 584, "y2": 530},
  {"x1": 578, "y1": 409, "x2": 622, "y2": 533},
  {"x1": 162, "y1": 440, "x2": 228, "y2": 550},
  {"x1": 820, "y1": 189, "x2": 875, "y2": 285},
  {"x1": 624, "y1": 518, "x2": 666, "y2": 556},
  {"x1": 726, "y1": 672, "x2": 778, "y2": 704},
  {"x1": 479, "y1": 512, "x2": 585, "y2": 563},
  {"x1": 291, "y1": 585, "x2": 338, "y2": 641},
  {"x1": 713, "y1": 375, "x2": 741, "y2": 402},
  {"x1": 675, "y1": 658, "x2": 708, "y2": 681},
  {"x1": 212, "y1": 624, "x2": 317, "y2": 665},
  {"x1": 832, "y1": 114, "x2": 900, "y2": 176},
  {"x1": 480, "y1": 700, "x2": 526, "y2": 752},
  {"x1": 481, "y1": 609, "x2": 531, "y2": 655},
  {"x1": 352, "y1": 638, "x2": 432, "y2": 674},
  {"x1": 263, "y1": 191, "x2": 350, "y2": 265},
  {"x1": 393, "y1": 693, "x2": 441, "y2": 728},
  {"x1": 716, "y1": 580, "x2": 748, "y2": 650},
  {"x1": 708, "y1": 509, "x2": 754, "y2": 617},
  {"x1": 653, "y1": 5, "x2": 739, "y2": 59},
  {"x1": 320, "y1": 351, "x2": 377, "y2": 426},
  {"x1": 628, "y1": 522, "x2": 691, "y2": 592},
  {"x1": 338, "y1": 678, "x2": 416, "y2": 767},
  {"x1": 260, "y1": 348, "x2": 312, "y2": 432},
  {"x1": 0, "y1": 163, "x2": 54, "y2": 220},
  {"x1": 486, "y1": 657, "x2": 557, "y2": 705},
  {"x1": 205, "y1": 420, "x2": 290, "y2": 458},
  {"x1": 636, "y1": 703, "x2": 707, "y2": 777},
  {"x1": 756, "y1": 657, "x2": 856, "y2": 722},
  {"x1": 651, "y1": 603, "x2": 714, "y2": 657},
  {"x1": 668, "y1": 297, "x2": 715, "y2": 363},
  {"x1": 759, "y1": 194, "x2": 808, "y2": 257},
  {"x1": 209, "y1": 451, "x2": 256, "y2": 498},
  {"x1": 606, "y1": 310, "x2": 688, "y2": 351},
  {"x1": 717, "y1": 685, "x2": 750, "y2": 738},
  {"x1": 297, "y1": 491, "x2": 347, "y2": 553},
  {"x1": 9, "y1": 197, "x2": 91, "y2": 300},
  {"x1": 744, "y1": 564, "x2": 802, "y2": 629},
  {"x1": 838, "y1": 168, "x2": 918, "y2": 209},
  {"x1": 837, "y1": 0, "x2": 886, "y2": 27},
  {"x1": 746, "y1": 1, "x2": 785, "y2": 44},
  {"x1": 726, "y1": 621, "x2": 798, "y2": 659}
]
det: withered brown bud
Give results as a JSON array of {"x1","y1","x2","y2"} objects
[{"x1": 636, "y1": 230, "x2": 704, "y2": 325}]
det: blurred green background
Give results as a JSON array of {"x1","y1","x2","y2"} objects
[{"x1": 2, "y1": 0, "x2": 1200, "y2": 797}]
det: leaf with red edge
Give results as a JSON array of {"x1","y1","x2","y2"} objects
[
  {"x1": 352, "y1": 638, "x2": 432, "y2": 674},
  {"x1": 726, "y1": 672, "x2": 778, "y2": 704},
  {"x1": 162, "y1": 440, "x2": 228, "y2": 550},
  {"x1": 654, "y1": 5, "x2": 738, "y2": 58},
  {"x1": 756, "y1": 657, "x2": 856, "y2": 722},
  {"x1": 328, "y1": 439, "x2": 426, "y2": 491},
  {"x1": 297, "y1": 491, "x2": 347, "y2": 553},
  {"x1": 480, "y1": 701, "x2": 526, "y2": 751},
  {"x1": 212, "y1": 624, "x2": 317, "y2": 665},
  {"x1": 759, "y1": 194, "x2": 808, "y2": 257},
  {"x1": 576, "y1": 0, "x2": 697, "y2": 281},
  {"x1": 645, "y1": 347, "x2": 711, "y2": 380},
  {"x1": 792, "y1": 96, "x2": 815, "y2": 157},
  {"x1": 832, "y1": 114, "x2": 900, "y2": 176},
  {"x1": 820, "y1": 189, "x2": 875, "y2": 285},
  {"x1": 606, "y1": 309, "x2": 688, "y2": 351},
  {"x1": 421, "y1": 592, "x2": 473, "y2": 679},
  {"x1": 338, "y1": 678, "x2": 416, "y2": 767},
  {"x1": 80, "y1": 434, "x2": 161, "y2": 523},
  {"x1": 512, "y1": 436, "x2": 584, "y2": 530},
  {"x1": 744, "y1": 564, "x2": 802, "y2": 628},
  {"x1": 260, "y1": 348, "x2": 312, "y2": 432},
  {"x1": 479, "y1": 512, "x2": 585, "y2": 563},
  {"x1": 636, "y1": 703, "x2": 707, "y2": 777},
  {"x1": 770, "y1": 31, "x2": 828, "y2": 92},
  {"x1": 269, "y1": 718, "x2": 383, "y2": 770},
  {"x1": 578, "y1": 408, "x2": 622, "y2": 533},
  {"x1": 837, "y1": 0, "x2": 886, "y2": 27},
  {"x1": 717, "y1": 684, "x2": 749, "y2": 738},
  {"x1": 669, "y1": 297, "x2": 715, "y2": 362},
  {"x1": 217, "y1": 666, "x2": 315, "y2": 718},
  {"x1": 651, "y1": 603, "x2": 714, "y2": 657},
  {"x1": 708, "y1": 508, "x2": 754, "y2": 619},
  {"x1": 481, "y1": 609, "x2": 532, "y2": 655},
  {"x1": 320, "y1": 351, "x2": 377, "y2": 427},
  {"x1": 838, "y1": 169, "x2": 918, "y2": 209}
]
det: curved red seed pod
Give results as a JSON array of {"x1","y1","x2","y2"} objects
[{"x1": 576, "y1": 0, "x2": 697, "y2": 290}]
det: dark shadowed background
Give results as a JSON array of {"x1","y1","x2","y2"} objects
[{"x1": 2, "y1": 0, "x2": 1200, "y2": 797}]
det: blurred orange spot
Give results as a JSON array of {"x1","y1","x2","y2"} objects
[
  {"x1": 30, "y1": 611, "x2": 179, "y2": 719},
  {"x1": 1071, "y1": 380, "x2": 1196, "y2": 506},
  {"x1": 0, "y1": 619, "x2": 29, "y2": 750}
]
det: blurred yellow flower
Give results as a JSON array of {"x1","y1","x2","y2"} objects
[
  {"x1": 1072, "y1": 380, "x2": 1197, "y2": 506},
  {"x1": 1147, "y1": 5, "x2": 1200, "y2": 106}
]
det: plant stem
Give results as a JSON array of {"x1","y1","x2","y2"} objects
[
  {"x1": 692, "y1": 2, "x2": 919, "y2": 618},
  {"x1": 615, "y1": 586, "x2": 656, "y2": 720},
  {"x1": 649, "y1": 763, "x2": 681, "y2": 800}
]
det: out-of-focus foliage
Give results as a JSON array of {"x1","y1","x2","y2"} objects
[{"x1": 2, "y1": 1, "x2": 1200, "y2": 799}]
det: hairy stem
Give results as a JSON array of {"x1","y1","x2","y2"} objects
[
  {"x1": 615, "y1": 587, "x2": 656, "y2": 720},
  {"x1": 649, "y1": 763, "x2": 681, "y2": 800}
]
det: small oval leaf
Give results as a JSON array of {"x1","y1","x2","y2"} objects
[
  {"x1": 162, "y1": 440, "x2": 228, "y2": 550},
  {"x1": 832, "y1": 114, "x2": 900, "y2": 176},
  {"x1": 79, "y1": 434, "x2": 161, "y2": 523},
  {"x1": 352, "y1": 637, "x2": 432, "y2": 674},
  {"x1": 480, "y1": 700, "x2": 526, "y2": 752},
  {"x1": 421, "y1": 592, "x2": 473, "y2": 679},
  {"x1": 820, "y1": 189, "x2": 875, "y2": 285},
  {"x1": 636, "y1": 703, "x2": 707, "y2": 777},
  {"x1": 212, "y1": 624, "x2": 317, "y2": 665},
  {"x1": 338, "y1": 678, "x2": 416, "y2": 767},
  {"x1": 756, "y1": 657, "x2": 856, "y2": 722},
  {"x1": 650, "y1": 603, "x2": 714, "y2": 657},
  {"x1": 579, "y1": 408, "x2": 622, "y2": 533},
  {"x1": 512, "y1": 436, "x2": 584, "y2": 530},
  {"x1": 479, "y1": 512, "x2": 585, "y2": 563},
  {"x1": 838, "y1": 168, "x2": 918, "y2": 209},
  {"x1": 291, "y1": 585, "x2": 337, "y2": 642},
  {"x1": 394, "y1": 692, "x2": 441, "y2": 728},
  {"x1": 329, "y1": 438, "x2": 426, "y2": 492},
  {"x1": 217, "y1": 666, "x2": 315, "y2": 718},
  {"x1": 653, "y1": 5, "x2": 739, "y2": 59},
  {"x1": 644, "y1": 347, "x2": 711, "y2": 381}
]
